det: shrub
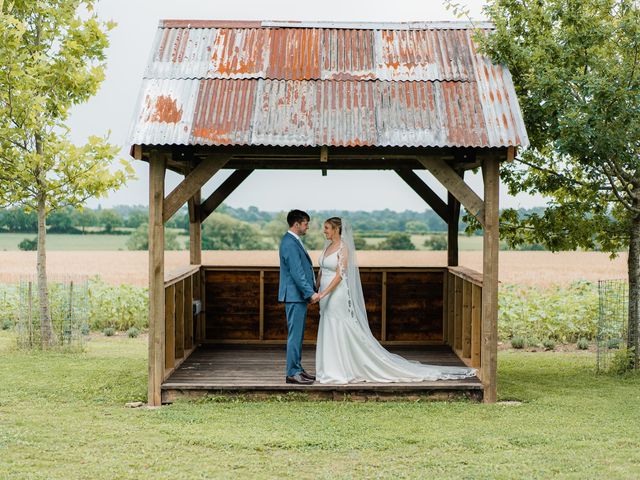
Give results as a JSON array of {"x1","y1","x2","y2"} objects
[
  {"x1": 378, "y1": 232, "x2": 415, "y2": 250},
  {"x1": 18, "y1": 237, "x2": 38, "y2": 251},
  {"x1": 423, "y1": 234, "x2": 447, "y2": 251},
  {"x1": 126, "y1": 327, "x2": 140, "y2": 338},
  {"x1": 80, "y1": 324, "x2": 90, "y2": 336},
  {"x1": 577, "y1": 338, "x2": 589, "y2": 350},
  {"x1": 526, "y1": 338, "x2": 540, "y2": 348},
  {"x1": 510, "y1": 337, "x2": 525, "y2": 349},
  {"x1": 609, "y1": 348, "x2": 635, "y2": 374},
  {"x1": 103, "y1": 327, "x2": 115, "y2": 337},
  {"x1": 607, "y1": 338, "x2": 622, "y2": 350},
  {"x1": 2, "y1": 319, "x2": 12, "y2": 330},
  {"x1": 542, "y1": 339, "x2": 556, "y2": 351}
]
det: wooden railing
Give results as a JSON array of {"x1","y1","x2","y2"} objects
[
  {"x1": 163, "y1": 265, "x2": 203, "y2": 381},
  {"x1": 444, "y1": 266, "x2": 483, "y2": 373}
]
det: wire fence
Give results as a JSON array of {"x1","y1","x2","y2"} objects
[
  {"x1": 16, "y1": 275, "x2": 89, "y2": 350},
  {"x1": 596, "y1": 279, "x2": 631, "y2": 373}
]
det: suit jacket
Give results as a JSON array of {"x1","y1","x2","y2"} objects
[{"x1": 278, "y1": 232, "x2": 315, "y2": 303}]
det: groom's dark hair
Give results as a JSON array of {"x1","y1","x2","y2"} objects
[{"x1": 287, "y1": 209, "x2": 310, "y2": 227}]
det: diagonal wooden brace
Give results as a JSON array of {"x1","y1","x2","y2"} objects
[
  {"x1": 395, "y1": 169, "x2": 448, "y2": 222},
  {"x1": 417, "y1": 156, "x2": 485, "y2": 227},
  {"x1": 163, "y1": 155, "x2": 230, "y2": 224},
  {"x1": 200, "y1": 169, "x2": 255, "y2": 222}
]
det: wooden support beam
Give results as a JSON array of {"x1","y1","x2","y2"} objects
[
  {"x1": 394, "y1": 169, "x2": 447, "y2": 222},
  {"x1": 417, "y1": 156, "x2": 485, "y2": 227},
  {"x1": 163, "y1": 155, "x2": 230, "y2": 223},
  {"x1": 259, "y1": 271, "x2": 265, "y2": 341},
  {"x1": 447, "y1": 191, "x2": 461, "y2": 267},
  {"x1": 164, "y1": 284, "x2": 175, "y2": 371},
  {"x1": 185, "y1": 275, "x2": 193, "y2": 350},
  {"x1": 462, "y1": 280, "x2": 472, "y2": 358},
  {"x1": 447, "y1": 273, "x2": 455, "y2": 346},
  {"x1": 148, "y1": 151, "x2": 166, "y2": 406},
  {"x1": 175, "y1": 279, "x2": 185, "y2": 360},
  {"x1": 381, "y1": 272, "x2": 387, "y2": 342},
  {"x1": 200, "y1": 170, "x2": 254, "y2": 222},
  {"x1": 188, "y1": 191, "x2": 201, "y2": 265},
  {"x1": 454, "y1": 275, "x2": 463, "y2": 350},
  {"x1": 471, "y1": 284, "x2": 482, "y2": 369},
  {"x1": 442, "y1": 271, "x2": 448, "y2": 344},
  {"x1": 481, "y1": 156, "x2": 500, "y2": 403}
]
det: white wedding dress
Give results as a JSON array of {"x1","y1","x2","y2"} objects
[{"x1": 315, "y1": 223, "x2": 476, "y2": 385}]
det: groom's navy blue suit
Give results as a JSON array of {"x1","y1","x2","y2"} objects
[{"x1": 279, "y1": 232, "x2": 316, "y2": 377}]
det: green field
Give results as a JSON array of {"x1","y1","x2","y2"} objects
[
  {"x1": 0, "y1": 233, "x2": 190, "y2": 251},
  {"x1": 1, "y1": 331, "x2": 639, "y2": 479}
]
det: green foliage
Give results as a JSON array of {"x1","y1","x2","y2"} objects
[
  {"x1": 377, "y1": 232, "x2": 415, "y2": 250},
  {"x1": 0, "y1": 207, "x2": 37, "y2": 232},
  {"x1": 18, "y1": 237, "x2": 37, "y2": 251},
  {"x1": 499, "y1": 282, "x2": 598, "y2": 342},
  {"x1": 98, "y1": 209, "x2": 124, "y2": 233},
  {"x1": 405, "y1": 220, "x2": 428, "y2": 233},
  {"x1": 126, "y1": 327, "x2": 140, "y2": 338},
  {"x1": 423, "y1": 233, "x2": 447, "y2": 251},
  {"x1": 608, "y1": 338, "x2": 622, "y2": 350},
  {"x1": 609, "y1": 348, "x2": 636, "y2": 374},
  {"x1": 126, "y1": 223, "x2": 180, "y2": 251},
  {"x1": 1, "y1": 319, "x2": 12, "y2": 330},
  {"x1": 202, "y1": 213, "x2": 270, "y2": 250},
  {"x1": 102, "y1": 327, "x2": 115, "y2": 337},
  {"x1": 479, "y1": 0, "x2": 640, "y2": 254},
  {"x1": 80, "y1": 323, "x2": 90, "y2": 335},
  {"x1": 510, "y1": 337, "x2": 525, "y2": 349},
  {"x1": 542, "y1": 339, "x2": 557, "y2": 351},
  {"x1": 577, "y1": 338, "x2": 590, "y2": 350},
  {"x1": 88, "y1": 279, "x2": 147, "y2": 331}
]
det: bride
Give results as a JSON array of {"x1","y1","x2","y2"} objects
[{"x1": 315, "y1": 217, "x2": 476, "y2": 384}]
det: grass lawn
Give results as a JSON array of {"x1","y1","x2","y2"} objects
[
  {"x1": 1, "y1": 332, "x2": 639, "y2": 479},
  {"x1": 0, "y1": 233, "x2": 190, "y2": 251}
]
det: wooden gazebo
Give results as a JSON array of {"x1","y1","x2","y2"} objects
[{"x1": 128, "y1": 20, "x2": 529, "y2": 405}]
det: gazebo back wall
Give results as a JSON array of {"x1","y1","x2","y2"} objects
[{"x1": 204, "y1": 267, "x2": 445, "y2": 344}]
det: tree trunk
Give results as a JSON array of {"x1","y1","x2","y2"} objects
[
  {"x1": 628, "y1": 213, "x2": 640, "y2": 368},
  {"x1": 35, "y1": 134, "x2": 54, "y2": 348}
]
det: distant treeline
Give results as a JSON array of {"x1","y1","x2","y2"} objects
[{"x1": 0, "y1": 204, "x2": 547, "y2": 236}]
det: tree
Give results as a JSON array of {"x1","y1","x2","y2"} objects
[
  {"x1": 476, "y1": 0, "x2": 640, "y2": 366},
  {"x1": 73, "y1": 207, "x2": 97, "y2": 233},
  {"x1": 378, "y1": 232, "x2": 416, "y2": 250},
  {"x1": 0, "y1": 1, "x2": 132, "y2": 347},
  {"x1": 126, "y1": 223, "x2": 179, "y2": 251},
  {"x1": 0, "y1": 207, "x2": 37, "y2": 232},
  {"x1": 98, "y1": 209, "x2": 124, "y2": 233},
  {"x1": 48, "y1": 206, "x2": 78, "y2": 233},
  {"x1": 202, "y1": 213, "x2": 270, "y2": 250}
]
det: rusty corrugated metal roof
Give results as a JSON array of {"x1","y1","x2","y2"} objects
[{"x1": 129, "y1": 21, "x2": 529, "y2": 149}]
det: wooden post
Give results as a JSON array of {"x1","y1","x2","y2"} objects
[
  {"x1": 471, "y1": 284, "x2": 482, "y2": 369},
  {"x1": 175, "y1": 279, "x2": 185, "y2": 360},
  {"x1": 447, "y1": 273, "x2": 454, "y2": 346},
  {"x1": 259, "y1": 271, "x2": 265, "y2": 340},
  {"x1": 447, "y1": 192, "x2": 460, "y2": 267},
  {"x1": 454, "y1": 275, "x2": 463, "y2": 350},
  {"x1": 481, "y1": 156, "x2": 500, "y2": 403},
  {"x1": 165, "y1": 285, "x2": 176, "y2": 371},
  {"x1": 188, "y1": 190, "x2": 201, "y2": 265},
  {"x1": 442, "y1": 270, "x2": 448, "y2": 344},
  {"x1": 184, "y1": 275, "x2": 193, "y2": 350},
  {"x1": 381, "y1": 272, "x2": 387, "y2": 341},
  {"x1": 148, "y1": 150, "x2": 166, "y2": 406},
  {"x1": 462, "y1": 280, "x2": 472, "y2": 358}
]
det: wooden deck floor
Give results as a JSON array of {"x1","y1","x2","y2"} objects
[{"x1": 162, "y1": 345, "x2": 483, "y2": 402}]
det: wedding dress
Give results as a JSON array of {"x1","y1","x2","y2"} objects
[{"x1": 315, "y1": 221, "x2": 477, "y2": 384}]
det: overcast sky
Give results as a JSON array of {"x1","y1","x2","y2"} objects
[{"x1": 68, "y1": 0, "x2": 545, "y2": 212}]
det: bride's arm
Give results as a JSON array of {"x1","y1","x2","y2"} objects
[
  {"x1": 318, "y1": 248, "x2": 348, "y2": 299},
  {"x1": 315, "y1": 270, "x2": 322, "y2": 291}
]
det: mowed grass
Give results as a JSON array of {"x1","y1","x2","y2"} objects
[
  {"x1": 0, "y1": 233, "x2": 190, "y2": 251},
  {"x1": 1, "y1": 332, "x2": 639, "y2": 479}
]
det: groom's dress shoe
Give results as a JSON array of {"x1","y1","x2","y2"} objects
[
  {"x1": 286, "y1": 373, "x2": 314, "y2": 385},
  {"x1": 300, "y1": 371, "x2": 316, "y2": 381}
]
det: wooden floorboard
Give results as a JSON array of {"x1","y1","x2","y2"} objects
[{"x1": 162, "y1": 345, "x2": 483, "y2": 394}]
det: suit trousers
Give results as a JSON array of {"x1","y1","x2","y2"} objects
[{"x1": 285, "y1": 301, "x2": 308, "y2": 377}]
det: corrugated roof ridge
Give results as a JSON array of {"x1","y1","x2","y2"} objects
[{"x1": 158, "y1": 20, "x2": 494, "y2": 30}]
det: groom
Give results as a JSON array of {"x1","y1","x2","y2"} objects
[{"x1": 278, "y1": 209, "x2": 320, "y2": 385}]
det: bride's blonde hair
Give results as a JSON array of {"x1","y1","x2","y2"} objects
[{"x1": 324, "y1": 217, "x2": 342, "y2": 234}]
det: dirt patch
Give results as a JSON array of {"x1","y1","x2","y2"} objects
[{"x1": 0, "y1": 250, "x2": 626, "y2": 286}]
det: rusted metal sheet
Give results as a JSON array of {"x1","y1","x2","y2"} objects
[{"x1": 130, "y1": 21, "x2": 529, "y2": 149}]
